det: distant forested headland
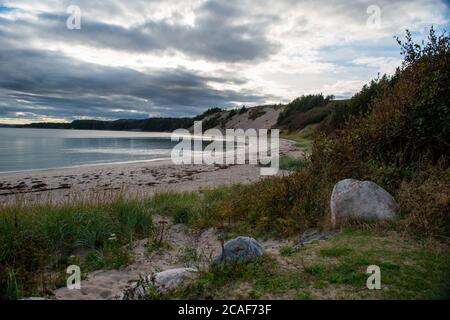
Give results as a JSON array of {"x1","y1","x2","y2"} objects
[{"x1": 18, "y1": 117, "x2": 194, "y2": 132}]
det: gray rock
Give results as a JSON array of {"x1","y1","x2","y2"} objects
[
  {"x1": 330, "y1": 179, "x2": 399, "y2": 227},
  {"x1": 122, "y1": 268, "x2": 198, "y2": 299},
  {"x1": 153, "y1": 268, "x2": 198, "y2": 294},
  {"x1": 214, "y1": 236, "x2": 264, "y2": 265}
]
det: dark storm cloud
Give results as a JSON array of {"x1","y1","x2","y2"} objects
[
  {"x1": 0, "y1": 46, "x2": 266, "y2": 121},
  {"x1": 2, "y1": 0, "x2": 278, "y2": 63},
  {"x1": 0, "y1": 0, "x2": 277, "y2": 122}
]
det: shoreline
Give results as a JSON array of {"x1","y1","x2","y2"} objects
[
  {"x1": 0, "y1": 138, "x2": 304, "y2": 206},
  {"x1": 0, "y1": 157, "x2": 173, "y2": 177}
]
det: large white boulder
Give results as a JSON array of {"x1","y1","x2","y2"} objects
[{"x1": 330, "y1": 179, "x2": 399, "y2": 227}]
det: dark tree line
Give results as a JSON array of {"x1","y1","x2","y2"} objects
[{"x1": 20, "y1": 117, "x2": 194, "y2": 132}]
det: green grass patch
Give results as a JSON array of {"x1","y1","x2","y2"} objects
[
  {"x1": 0, "y1": 198, "x2": 153, "y2": 299},
  {"x1": 168, "y1": 230, "x2": 449, "y2": 300},
  {"x1": 319, "y1": 246, "x2": 354, "y2": 257},
  {"x1": 167, "y1": 256, "x2": 304, "y2": 300},
  {"x1": 304, "y1": 264, "x2": 325, "y2": 276},
  {"x1": 82, "y1": 242, "x2": 132, "y2": 271},
  {"x1": 279, "y1": 245, "x2": 298, "y2": 257}
]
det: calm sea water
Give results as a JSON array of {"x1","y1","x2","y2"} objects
[{"x1": 0, "y1": 128, "x2": 180, "y2": 173}]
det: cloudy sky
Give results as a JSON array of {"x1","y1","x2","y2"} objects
[{"x1": 0, "y1": 0, "x2": 449, "y2": 124}]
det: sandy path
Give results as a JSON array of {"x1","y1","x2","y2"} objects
[
  {"x1": 55, "y1": 215, "x2": 289, "y2": 300},
  {"x1": 55, "y1": 215, "x2": 220, "y2": 300}
]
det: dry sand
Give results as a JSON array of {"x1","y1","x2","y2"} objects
[{"x1": 54, "y1": 215, "x2": 291, "y2": 300}]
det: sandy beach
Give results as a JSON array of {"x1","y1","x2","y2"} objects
[
  {"x1": 2, "y1": 138, "x2": 303, "y2": 300},
  {"x1": 0, "y1": 139, "x2": 304, "y2": 206}
]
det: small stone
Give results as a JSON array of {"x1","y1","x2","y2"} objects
[
  {"x1": 153, "y1": 268, "x2": 198, "y2": 294},
  {"x1": 214, "y1": 236, "x2": 264, "y2": 265}
]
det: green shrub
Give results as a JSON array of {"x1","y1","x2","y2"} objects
[
  {"x1": 279, "y1": 156, "x2": 308, "y2": 171},
  {"x1": 239, "y1": 106, "x2": 248, "y2": 114},
  {"x1": 279, "y1": 94, "x2": 332, "y2": 121},
  {"x1": 277, "y1": 94, "x2": 334, "y2": 131},
  {"x1": 226, "y1": 109, "x2": 237, "y2": 120},
  {"x1": 194, "y1": 107, "x2": 223, "y2": 120},
  {"x1": 202, "y1": 170, "x2": 331, "y2": 237},
  {"x1": 339, "y1": 29, "x2": 446, "y2": 168},
  {"x1": 202, "y1": 114, "x2": 222, "y2": 130},
  {"x1": 398, "y1": 162, "x2": 450, "y2": 238},
  {"x1": 309, "y1": 28, "x2": 450, "y2": 238}
]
